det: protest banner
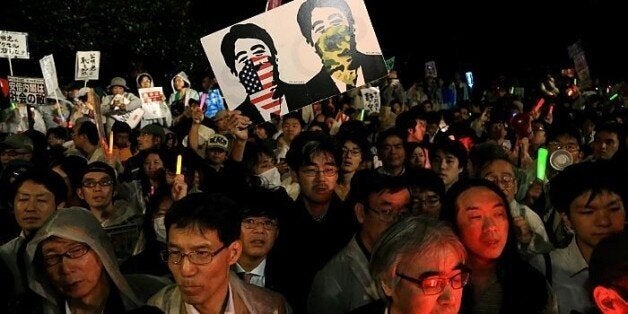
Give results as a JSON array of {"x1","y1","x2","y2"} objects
[
  {"x1": 39, "y1": 54, "x2": 59, "y2": 96},
  {"x1": 7, "y1": 76, "x2": 46, "y2": 105},
  {"x1": 200, "y1": 0, "x2": 387, "y2": 124},
  {"x1": 138, "y1": 87, "x2": 165, "y2": 119},
  {"x1": 361, "y1": 86, "x2": 381, "y2": 112},
  {"x1": 1, "y1": 30, "x2": 29, "y2": 76},
  {"x1": 75, "y1": 51, "x2": 101, "y2": 81},
  {"x1": 111, "y1": 107, "x2": 144, "y2": 129}
]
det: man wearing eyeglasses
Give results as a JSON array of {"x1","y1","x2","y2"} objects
[
  {"x1": 479, "y1": 157, "x2": 551, "y2": 258},
  {"x1": 351, "y1": 216, "x2": 469, "y2": 314},
  {"x1": 232, "y1": 187, "x2": 292, "y2": 297},
  {"x1": 77, "y1": 162, "x2": 142, "y2": 261},
  {"x1": 309, "y1": 170, "x2": 410, "y2": 313},
  {"x1": 282, "y1": 131, "x2": 357, "y2": 313},
  {"x1": 148, "y1": 193, "x2": 288, "y2": 313}
]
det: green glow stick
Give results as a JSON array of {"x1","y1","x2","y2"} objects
[
  {"x1": 610, "y1": 93, "x2": 618, "y2": 101},
  {"x1": 537, "y1": 147, "x2": 548, "y2": 181},
  {"x1": 358, "y1": 109, "x2": 366, "y2": 121}
]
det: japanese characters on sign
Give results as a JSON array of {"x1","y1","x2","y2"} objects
[
  {"x1": 138, "y1": 87, "x2": 165, "y2": 119},
  {"x1": 75, "y1": 51, "x2": 101, "y2": 80},
  {"x1": 39, "y1": 54, "x2": 60, "y2": 96},
  {"x1": 361, "y1": 86, "x2": 381, "y2": 113},
  {"x1": 0, "y1": 30, "x2": 29, "y2": 59},
  {"x1": 8, "y1": 76, "x2": 47, "y2": 105}
]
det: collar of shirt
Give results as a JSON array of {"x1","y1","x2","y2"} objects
[
  {"x1": 184, "y1": 283, "x2": 234, "y2": 314},
  {"x1": 560, "y1": 238, "x2": 589, "y2": 277},
  {"x1": 234, "y1": 258, "x2": 267, "y2": 278}
]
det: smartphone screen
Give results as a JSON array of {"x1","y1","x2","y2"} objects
[{"x1": 203, "y1": 89, "x2": 225, "y2": 119}]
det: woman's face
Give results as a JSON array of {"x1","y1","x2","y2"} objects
[
  {"x1": 143, "y1": 153, "x2": 164, "y2": 179},
  {"x1": 340, "y1": 141, "x2": 362, "y2": 174},
  {"x1": 139, "y1": 76, "x2": 152, "y2": 88},
  {"x1": 409, "y1": 147, "x2": 427, "y2": 169},
  {"x1": 455, "y1": 186, "x2": 509, "y2": 262}
]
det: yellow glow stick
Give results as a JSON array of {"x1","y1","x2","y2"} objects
[
  {"x1": 176, "y1": 154, "x2": 182, "y2": 175},
  {"x1": 108, "y1": 132, "x2": 114, "y2": 154}
]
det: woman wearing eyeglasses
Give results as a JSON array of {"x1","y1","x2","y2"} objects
[
  {"x1": 25, "y1": 207, "x2": 169, "y2": 313},
  {"x1": 350, "y1": 216, "x2": 469, "y2": 314},
  {"x1": 440, "y1": 179, "x2": 557, "y2": 313},
  {"x1": 335, "y1": 134, "x2": 372, "y2": 201}
]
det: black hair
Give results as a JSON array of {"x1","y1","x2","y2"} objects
[
  {"x1": 282, "y1": 111, "x2": 306, "y2": 128},
  {"x1": 76, "y1": 120, "x2": 100, "y2": 146},
  {"x1": 348, "y1": 169, "x2": 408, "y2": 207},
  {"x1": 12, "y1": 168, "x2": 68, "y2": 207},
  {"x1": 49, "y1": 155, "x2": 88, "y2": 192},
  {"x1": 297, "y1": 0, "x2": 355, "y2": 45},
  {"x1": 550, "y1": 160, "x2": 625, "y2": 215},
  {"x1": 430, "y1": 139, "x2": 468, "y2": 172},
  {"x1": 220, "y1": 23, "x2": 278, "y2": 75},
  {"x1": 81, "y1": 161, "x2": 117, "y2": 188},
  {"x1": 112, "y1": 121, "x2": 132, "y2": 134},
  {"x1": 308, "y1": 121, "x2": 330, "y2": 134},
  {"x1": 46, "y1": 127, "x2": 68, "y2": 142},
  {"x1": 286, "y1": 130, "x2": 339, "y2": 171},
  {"x1": 336, "y1": 132, "x2": 372, "y2": 163},
  {"x1": 165, "y1": 193, "x2": 241, "y2": 245},
  {"x1": 376, "y1": 127, "x2": 405, "y2": 149}
]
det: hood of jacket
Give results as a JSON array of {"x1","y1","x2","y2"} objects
[
  {"x1": 170, "y1": 71, "x2": 191, "y2": 93},
  {"x1": 26, "y1": 207, "x2": 142, "y2": 310},
  {"x1": 136, "y1": 72, "x2": 155, "y2": 88}
]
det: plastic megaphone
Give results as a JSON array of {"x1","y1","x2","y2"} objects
[{"x1": 549, "y1": 149, "x2": 573, "y2": 171}]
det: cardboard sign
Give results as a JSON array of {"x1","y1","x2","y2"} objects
[
  {"x1": 111, "y1": 107, "x2": 145, "y2": 129},
  {"x1": 7, "y1": 76, "x2": 47, "y2": 105},
  {"x1": 0, "y1": 30, "x2": 29, "y2": 59},
  {"x1": 200, "y1": 0, "x2": 387, "y2": 124},
  {"x1": 75, "y1": 51, "x2": 101, "y2": 80},
  {"x1": 361, "y1": 86, "x2": 381, "y2": 112},
  {"x1": 425, "y1": 61, "x2": 437, "y2": 78},
  {"x1": 138, "y1": 87, "x2": 165, "y2": 119},
  {"x1": 39, "y1": 54, "x2": 59, "y2": 96}
]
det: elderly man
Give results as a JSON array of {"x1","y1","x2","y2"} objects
[
  {"x1": 308, "y1": 170, "x2": 411, "y2": 313},
  {"x1": 351, "y1": 216, "x2": 469, "y2": 313},
  {"x1": 148, "y1": 193, "x2": 288, "y2": 313}
]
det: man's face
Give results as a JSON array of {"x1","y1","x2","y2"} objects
[
  {"x1": 138, "y1": 132, "x2": 157, "y2": 150},
  {"x1": 167, "y1": 226, "x2": 240, "y2": 307},
  {"x1": 566, "y1": 190, "x2": 625, "y2": 252},
  {"x1": 594, "y1": 131, "x2": 619, "y2": 160},
  {"x1": 480, "y1": 159, "x2": 517, "y2": 202},
  {"x1": 114, "y1": 132, "x2": 130, "y2": 148},
  {"x1": 380, "y1": 136, "x2": 405, "y2": 169},
  {"x1": 77, "y1": 172, "x2": 114, "y2": 210},
  {"x1": 48, "y1": 134, "x2": 65, "y2": 148},
  {"x1": 359, "y1": 188, "x2": 410, "y2": 248},
  {"x1": 206, "y1": 148, "x2": 228, "y2": 166},
  {"x1": 297, "y1": 152, "x2": 338, "y2": 205},
  {"x1": 143, "y1": 153, "x2": 164, "y2": 179},
  {"x1": 341, "y1": 141, "x2": 362, "y2": 173},
  {"x1": 548, "y1": 134, "x2": 581, "y2": 164},
  {"x1": 240, "y1": 216, "x2": 279, "y2": 260},
  {"x1": 411, "y1": 189, "x2": 441, "y2": 218},
  {"x1": 14, "y1": 180, "x2": 57, "y2": 234},
  {"x1": 310, "y1": 7, "x2": 351, "y2": 48},
  {"x1": 42, "y1": 238, "x2": 105, "y2": 301},
  {"x1": 408, "y1": 119, "x2": 427, "y2": 142},
  {"x1": 455, "y1": 187, "x2": 509, "y2": 262},
  {"x1": 387, "y1": 246, "x2": 466, "y2": 314},
  {"x1": 281, "y1": 118, "x2": 302, "y2": 143},
  {"x1": 310, "y1": 7, "x2": 354, "y2": 74},
  {"x1": 0, "y1": 148, "x2": 31, "y2": 164},
  {"x1": 432, "y1": 150, "x2": 461, "y2": 189}
]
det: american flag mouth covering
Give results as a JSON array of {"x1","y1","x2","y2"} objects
[{"x1": 238, "y1": 55, "x2": 283, "y2": 117}]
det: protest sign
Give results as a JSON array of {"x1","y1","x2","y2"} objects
[
  {"x1": 138, "y1": 87, "x2": 165, "y2": 119},
  {"x1": 39, "y1": 54, "x2": 59, "y2": 96},
  {"x1": 111, "y1": 107, "x2": 144, "y2": 129},
  {"x1": 361, "y1": 86, "x2": 381, "y2": 112},
  {"x1": 0, "y1": 30, "x2": 29, "y2": 59},
  {"x1": 75, "y1": 51, "x2": 101, "y2": 81},
  {"x1": 7, "y1": 76, "x2": 46, "y2": 105}
]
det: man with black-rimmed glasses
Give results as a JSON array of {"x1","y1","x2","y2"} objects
[{"x1": 148, "y1": 193, "x2": 288, "y2": 313}]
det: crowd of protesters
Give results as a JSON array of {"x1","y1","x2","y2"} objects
[{"x1": 0, "y1": 56, "x2": 626, "y2": 314}]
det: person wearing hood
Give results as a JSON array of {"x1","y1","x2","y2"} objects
[
  {"x1": 40, "y1": 89, "x2": 73, "y2": 130},
  {"x1": 136, "y1": 73, "x2": 173, "y2": 128},
  {"x1": 101, "y1": 77, "x2": 142, "y2": 133},
  {"x1": 168, "y1": 72, "x2": 199, "y2": 123},
  {"x1": 25, "y1": 207, "x2": 169, "y2": 313}
]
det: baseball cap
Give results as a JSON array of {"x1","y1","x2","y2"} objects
[
  {"x1": 1, "y1": 133, "x2": 34, "y2": 152},
  {"x1": 206, "y1": 134, "x2": 229, "y2": 152},
  {"x1": 140, "y1": 124, "x2": 165, "y2": 142}
]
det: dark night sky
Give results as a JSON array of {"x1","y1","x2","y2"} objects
[{"x1": 2, "y1": 0, "x2": 624, "y2": 90}]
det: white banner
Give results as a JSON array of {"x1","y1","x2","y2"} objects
[
  {"x1": 361, "y1": 86, "x2": 381, "y2": 113},
  {"x1": 111, "y1": 107, "x2": 144, "y2": 129},
  {"x1": 39, "y1": 54, "x2": 59, "y2": 96},
  {"x1": 75, "y1": 51, "x2": 101, "y2": 80},
  {"x1": 138, "y1": 87, "x2": 165, "y2": 119},
  {"x1": 7, "y1": 76, "x2": 47, "y2": 105},
  {"x1": 0, "y1": 30, "x2": 29, "y2": 59}
]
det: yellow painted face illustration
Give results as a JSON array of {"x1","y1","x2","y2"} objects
[{"x1": 314, "y1": 25, "x2": 357, "y2": 86}]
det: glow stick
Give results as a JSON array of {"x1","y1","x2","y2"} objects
[
  {"x1": 534, "y1": 98, "x2": 544, "y2": 112},
  {"x1": 536, "y1": 148, "x2": 548, "y2": 181},
  {"x1": 176, "y1": 154, "x2": 182, "y2": 175},
  {"x1": 108, "y1": 132, "x2": 114, "y2": 154}
]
